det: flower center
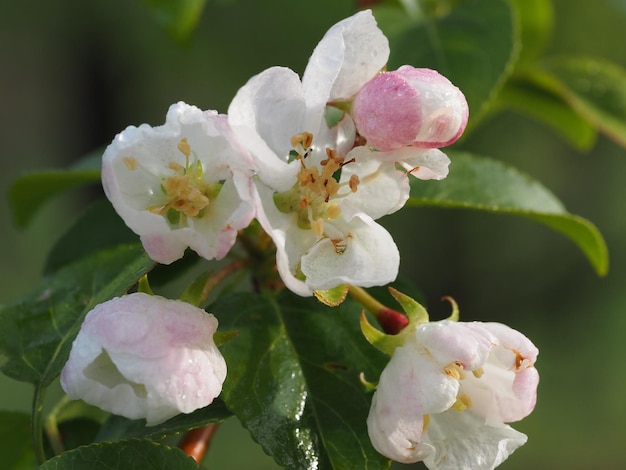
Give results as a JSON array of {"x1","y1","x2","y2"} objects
[
  {"x1": 146, "y1": 138, "x2": 221, "y2": 227},
  {"x1": 273, "y1": 132, "x2": 360, "y2": 242}
]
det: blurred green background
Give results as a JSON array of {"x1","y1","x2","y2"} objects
[{"x1": 1, "y1": 0, "x2": 625, "y2": 468}]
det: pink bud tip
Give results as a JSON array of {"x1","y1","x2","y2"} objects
[{"x1": 352, "y1": 66, "x2": 469, "y2": 151}]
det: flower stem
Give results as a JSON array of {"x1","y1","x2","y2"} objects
[
  {"x1": 31, "y1": 385, "x2": 47, "y2": 464},
  {"x1": 178, "y1": 423, "x2": 220, "y2": 464},
  {"x1": 348, "y1": 285, "x2": 409, "y2": 334},
  {"x1": 198, "y1": 259, "x2": 247, "y2": 305}
]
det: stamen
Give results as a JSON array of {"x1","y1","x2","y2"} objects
[
  {"x1": 349, "y1": 174, "x2": 360, "y2": 192},
  {"x1": 444, "y1": 362, "x2": 465, "y2": 380},
  {"x1": 178, "y1": 138, "x2": 191, "y2": 158},
  {"x1": 451, "y1": 393, "x2": 472, "y2": 412},
  {"x1": 472, "y1": 367, "x2": 484, "y2": 378},
  {"x1": 330, "y1": 238, "x2": 347, "y2": 254},
  {"x1": 123, "y1": 157, "x2": 138, "y2": 170}
]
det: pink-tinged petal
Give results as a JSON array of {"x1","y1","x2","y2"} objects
[
  {"x1": 422, "y1": 410, "x2": 527, "y2": 470},
  {"x1": 368, "y1": 346, "x2": 458, "y2": 463},
  {"x1": 61, "y1": 293, "x2": 227, "y2": 426},
  {"x1": 398, "y1": 66, "x2": 468, "y2": 148},
  {"x1": 461, "y1": 323, "x2": 539, "y2": 423},
  {"x1": 352, "y1": 72, "x2": 422, "y2": 150},
  {"x1": 352, "y1": 66, "x2": 468, "y2": 150},
  {"x1": 303, "y1": 10, "x2": 389, "y2": 112},
  {"x1": 300, "y1": 214, "x2": 399, "y2": 291}
]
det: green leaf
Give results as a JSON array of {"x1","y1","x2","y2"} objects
[
  {"x1": 408, "y1": 151, "x2": 608, "y2": 276},
  {"x1": 0, "y1": 411, "x2": 36, "y2": 469},
  {"x1": 215, "y1": 292, "x2": 390, "y2": 469},
  {"x1": 95, "y1": 399, "x2": 232, "y2": 442},
  {"x1": 0, "y1": 244, "x2": 154, "y2": 386},
  {"x1": 44, "y1": 200, "x2": 138, "y2": 274},
  {"x1": 9, "y1": 156, "x2": 102, "y2": 229},
  {"x1": 495, "y1": 76, "x2": 597, "y2": 150},
  {"x1": 142, "y1": 0, "x2": 207, "y2": 43},
  {"x1": 537, "y1": 57, "x2": 626, "y2": 148},
  {"x1": 509, "y1": 0, "x2": 553, "y2": 66},
  {"x1": 385, "y1": 0, "x2": 518, "y2": 128},
  {"x1": 39, "y1": 439, "x2": 199, "y2": 469}
]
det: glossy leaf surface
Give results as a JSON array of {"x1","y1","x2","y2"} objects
[
  {"x1": 215, "y1": 292, "x2": 390, "y2": 469},
  {"x1": 9, "y1": 155, "x2": 101, "y2": 228},
  {"x1": 0, "y1": 244, "x2": 154, "y2": 386},
  {"x1": 39, "y1": 439, "x2": 199, "y2": 470},
  {"x1": 408, "y1": 151, "x2": 609, "y2": 275}
]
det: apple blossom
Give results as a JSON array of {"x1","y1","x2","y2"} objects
[
  {"x1": 61, "y1": 293, "x2": 227, "y2": 426},
  {"x1": 352, "y1": 66, "x2": 469, "y2": 151},
  {"x1": 102, "y1": 101, "x2": 255, "y2": 264},
  {"x1": 367, "y1": 320, "x2": 539, "y2": 469},
  {"x1": 228, "y1": 11, "x2": 450, "y2": 295}
]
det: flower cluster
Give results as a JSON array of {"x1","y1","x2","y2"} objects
[
  {"x1": 60, "y1": 9, "x2": 538, "y2": 469},
  {"x1": 101, "y1": 10, "x2": 467, "y2": 296}
]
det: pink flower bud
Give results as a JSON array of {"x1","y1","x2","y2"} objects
[
  {"x1": 352, "y1": 66, "x2": 469, "y2": 151},
  {"x1": 61, "y1": 293, "x2": 227, "y2": 426}
]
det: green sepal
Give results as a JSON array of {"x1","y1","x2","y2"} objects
[
  {"x1": 358, "y1": 371, "x2": 378, "y2": 391},
  {"x1": 360, "y1": 288, "x2": 433, "y2": 356},
  {"x1": 313, "y1": 284, "x2": 349, "y2": 306},
  {"x1": 388, "y1": 287, "x2": 429, "y2": 325},
  {"x1": 213, "y1": 329, "x2": 239, "y2": 348},
  {"x1": 178, "y1": 270, "x2": 212, "y2": 307},
  {"x1": 137, "y1": 274, "x2": 154, "y2": 295},
  {"x1": 359, "y1": 311, "x2": 403, "y2": 356},
  {"x1": 443, "y1": 296, "x2": 460, "y2": 322}
]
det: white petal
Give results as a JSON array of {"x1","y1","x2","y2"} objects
[
  {"x1": 422, "y1": 410, "x2": 527, "y2": 470},
  {"x1": 339, "y1": 147, "x2": 410, "y2": 220},
  {"x1": 367, "y1": 345, "x2": 458, "y2": 463},
  {"x1": 300, "y1": 214, "x2": 399, "y2": 290},
  {"x1": 228, "y1": 67, "x2": 306, "y2": 191},
  {"x1": 253, "y1": 181, "x2": 316, "y2": 296},
  {"x1": 368, "y1": 147, "x2": 451, "y2": 180},
  {"x1": 303, "y1": 10, "x2": 389, "y2": 109},
  {"x1": 415, "y1": 321, "x2": 495, "y2": 371}
]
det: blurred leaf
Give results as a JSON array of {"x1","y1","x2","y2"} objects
[
  {"x1": 215, "y1": 292, "x2": 390, "y2": 469},
  {"x1": 44, "y1": 200, "x2": 137, "y2": 274},
  {"x1": 510, "y1": 0, "x2": 553, "y2": 66},
  {"x1": 142, "y1": 0, "x2": 207, "y2": 43},
  {"x1": 537, "y1": 57, "x2": 626, "y2": 148},
  {"x1": 9, "y1": 158, "x2": 101, "y2": 228},
  {"x1": 39, "y1": 439, "x2": 199, "y2": 469},
  {"x1": 385, "y1": 0, "x2": 518, "y2": 128},
  {"x1": 95, "y1": 399, "x2": 232, "y2": 442},
  {"x1": 408, "y1": 151, "x2": 609, "y2": 276},
  {"x1": 495, "y1": 76, "x2": 597, "y2": 150},
  {"x1": 0, "y1": 412, "x2": 36, "y2": 469},
  {"x1": 0, "y1": 244, "x2": 154, "y2": 386}
]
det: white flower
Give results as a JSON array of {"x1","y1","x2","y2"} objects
[
  {"x1": 61, "y1": 293, "x2": 227, "y2": 426},
  {"x1": 228, "y1": 11, "x2": 447, "y2": 295},
  {"x1": 367, "y1": 320, "x2": 539, "y2": 469},
  {"x1": 102, "y1": 101, "x2": 255, "y2": 264}
]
